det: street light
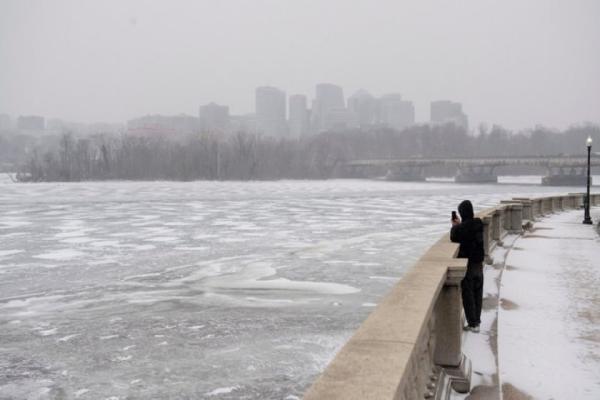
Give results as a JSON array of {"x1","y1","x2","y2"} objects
[{"x1": 583, "y1": 136, "x2": 593, "y2": 224}]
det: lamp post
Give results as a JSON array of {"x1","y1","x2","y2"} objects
[{"x1": 583, "y1": 136, "x2": 593, "y2": 224}]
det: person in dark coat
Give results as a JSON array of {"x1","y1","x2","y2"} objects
[{"x1": 450, "y1": 200, "x2": 485, "y2": 333}]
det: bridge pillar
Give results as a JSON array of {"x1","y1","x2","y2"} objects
[
  {"x1": 551, "y1": 196, "x2": 561, "y2": 211},
  {"x1": 512, "y1": 198, "x2": 533, "y2": 221},
  {"x1": 568, "y1": 193, "x2": 584, "y2": 208},
  {"x1": 454, "y1": 165, "x2": 498, "y2": 183},
  {"x1": 481, "y1": 216, "x2": 493, "y2": 264},
  {"x1": 340, "y1": 164, "x2": 378, "y2": 179},
  {"x1": 499, "y1": 210, "x2": 507, "y2": 241},
  {"x1": 532, "y1": 198, "x2": 543, "y2": 218},
  {"x1": 386, "y1": 165, "x2": 426, "y2": 181},
  {"x1": 510, "y1": 204, "x2": 523, "y2": 232},
  {"x1": 540, "y1": 197, "x2": 551, "y2": 215},
  {"x1": 433, "y1": 269, "x2": 472, "y2": 394},
  {"x1": 492, "y1": 210, "x2": 502, "y2": 242},
  {"x1": 567, "y1": 194, "x2": 578, "y2": 209},
  {"x1": 500, "y1": 202, "x2": 523, "y2": 232},
  {"x1": 542, "y1": 166, "x2": 589, "y2": 186},
  {"x1": 502, "y1": 205, "x2": 512, "y2": 231}
]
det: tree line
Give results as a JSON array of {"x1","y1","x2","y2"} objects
[{"x1": 5, "y1": 122, "x2": 599, "y2": 182}]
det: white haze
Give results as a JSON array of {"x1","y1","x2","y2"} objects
[{"x1": 1, "y1": 0, "x2": 599, "y2": 130}]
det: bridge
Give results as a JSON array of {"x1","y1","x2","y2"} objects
[
  {"x1": 344, "y1": 155, "x2": 600, "y2": 185},
  {"x1": 304, "y1": 193, "x2": 600, "y2": 399}
]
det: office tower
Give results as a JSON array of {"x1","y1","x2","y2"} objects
[
  {"x1": 255, "y1": 86, "x2": 287, "y2": 137},
  {"x1": 311, "y1": 83, "x2": 345, "y2": 133},
  {"x1": 288, "y1": 94, "x2": 309, "y2": 137},
  {"x1": 430, "y1": 100, "x2": 468, "y2": 130},
  {"x1": 347, "y1": 89, "x2": 377, "y2": 128},
  {"x1": 379, "y1": 94, "x2": 415, "y2": 130},
  {"x1": 199, "y1": 102, "x2": 230, "y2": 133}
]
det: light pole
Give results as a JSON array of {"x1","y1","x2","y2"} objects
[{"x1": 583, "y1": 136, "x2": 593, "y2": 224}]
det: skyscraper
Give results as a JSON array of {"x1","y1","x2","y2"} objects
[
  {"x1": 430, "y1": 100, "x2": 468, "y2": 130},
  {"x1": 288, "y1": 94, "x2": 309, "y2": 137},
  {"x1": 311, "y1": 83, "x2": 345, "y2": 133},
  {"x1": 255, "y1": 86, "x2": 287, "y2": 137},
  {"x1": 379, "y1": 94, "x2": 415, "y2": 130},
  {"x1": 347, "y1": 89, "x2": 377, "y2": 128}
]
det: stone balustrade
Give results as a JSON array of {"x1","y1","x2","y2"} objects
[{"x1": 304, "y1": 192, "x2": 599, "y2": 400}]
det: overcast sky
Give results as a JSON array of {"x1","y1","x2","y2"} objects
[{"x1": 1, "y1": 0, "x2": 599, "y2": 131}]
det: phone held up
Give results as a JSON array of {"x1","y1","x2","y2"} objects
[{"x1": 451, "y1": 211, "x2": 458, "y2": 221}]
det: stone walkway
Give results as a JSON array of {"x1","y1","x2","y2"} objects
[{"x1": 453, "y1": 207, "x2": 600, "y2": 400}]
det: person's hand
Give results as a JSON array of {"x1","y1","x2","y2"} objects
[{"x1": 451, "y1": 218, "x2": 460, "y2": 226}]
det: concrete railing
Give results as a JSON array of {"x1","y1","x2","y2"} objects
[{"x1": 304, "y1": 192, "x2": 600, "y2": 400}]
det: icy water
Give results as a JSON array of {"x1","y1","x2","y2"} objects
[{"x1": 0, "y1": 179, "x2": 585, "y2": 399}]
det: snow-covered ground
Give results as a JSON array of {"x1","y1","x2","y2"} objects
[
  {"x1": 0, "y1": 179, "x2": 591, "y2": 399},
  {"x1": 456, "y1": 206, "x2": 600, "y2": 400},
  {"x1": 498, "y1": 208, "x2": 600, "y2": 399}
]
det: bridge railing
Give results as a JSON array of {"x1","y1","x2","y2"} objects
[{"x1": 303, "y1": 192, "x2": 599, "y2": 400}]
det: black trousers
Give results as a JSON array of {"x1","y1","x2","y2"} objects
[{"x1": 461, "y1": 262, "x2": 483, "y2": 327}]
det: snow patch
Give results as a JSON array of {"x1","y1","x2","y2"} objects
[
  {"x1": 33, "y1": 249, "x2": 85, "y2": 260},
  {"x1": 57, "y1": 334, "x2": 80, "y2": 342},
  {"x1": 0, "y1": 250, "x2": 23, "y2": 257},
  {"x1": 205, "y1": 386, "x2": 239, "y2": 396}
]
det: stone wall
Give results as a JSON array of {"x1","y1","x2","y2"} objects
[{"x1": 303, "y1": 192, "x2": 600, "y2": 400}]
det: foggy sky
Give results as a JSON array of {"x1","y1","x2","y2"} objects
[{"x1": 1, "y1": 0, "x2": 600, "y2": 131}]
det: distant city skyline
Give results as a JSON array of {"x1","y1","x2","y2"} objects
[
  {"x1": 3, "y1": 82, "x2": 455, "y2": 138},
  {"x1": 1, "y1": 81, "x2": 455, "y2": 127},
  {"x1": 1, "y1": 1, "x2": 599, "y2": 130}
]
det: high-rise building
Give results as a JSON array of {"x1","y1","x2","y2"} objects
[
  {"x1": 288, "y1": 94, "x2": 309, "y2": 137},
  {"x1": 255, "y1": 86, "x2": 287, "y2": 137},
  {"x1": 199, "y1": 102, "x2": 230, "y2": 133},
  {"x1": 17, "y1": 115, "x2": 45, "y2": 131},
  {"x1": 0, "y1": 114, "x2": 11, "y2": 130},
  {"x1": 311, "y1": 83, "x2": 345, "y2": 133},
  {"x1": 347, "y1": 89, "x2": 377, "y2": 128},
  {"x1": 430, "y1": 100, "x2": 468, "y2": 130},
  {"x1": 379, "y1": 94, "x2": 415, "y2": 130}
]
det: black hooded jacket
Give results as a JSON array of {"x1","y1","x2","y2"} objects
[{"x1": 450, "y1": 200, "x2": 484, "y2": 264}]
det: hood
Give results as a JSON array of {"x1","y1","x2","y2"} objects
[{"x1": 458, "y1": 200, "x2": 474, "y2": 221}]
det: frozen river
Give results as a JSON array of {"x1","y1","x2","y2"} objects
[{"x1": 0, "y1": 179, "x2": 589, "y2": 399}]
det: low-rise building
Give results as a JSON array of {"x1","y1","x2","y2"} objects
[
  {"x1": 127, "y1": 114, "x2": 199, "y2": 137},
  {"x1": 430, "y1": 100, "x2": 468, "y2": 130},
  {"x1": 17, "y1": 115, "x2": 45, "y2": 131},
  {"x1": 199, "y1": 102, "x2": 230, "y2": 133}
]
